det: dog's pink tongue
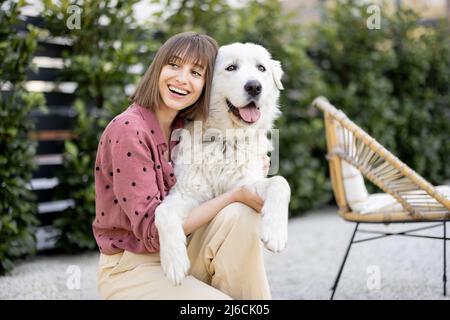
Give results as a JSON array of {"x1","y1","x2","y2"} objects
[{"x1": 238, "y1": 104, "x2": 260, "y2": 123}]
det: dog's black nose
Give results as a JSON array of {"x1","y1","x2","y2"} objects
[{"x1": 244, "y1": 80, "x2": 262, "y2": 97}]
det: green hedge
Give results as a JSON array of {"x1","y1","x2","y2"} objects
[
  {"x1": 0, "y1": 0, "x2": 45, "y2": 274},
  {"x1": 310, "y1": 0, "x2": 450, "y2": 190}
]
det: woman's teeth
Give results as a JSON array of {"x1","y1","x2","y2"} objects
[{"x1": 168, "y1": 85, "x2": 188, "y2": 96}]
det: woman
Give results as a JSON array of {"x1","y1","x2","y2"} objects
[{"x1": 94, "y1": 32, "x2": 271, "y2": 299}]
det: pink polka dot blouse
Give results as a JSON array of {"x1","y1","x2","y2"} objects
[{"x1": 92, "y1": 103, "x2": 184, "y2": 255}]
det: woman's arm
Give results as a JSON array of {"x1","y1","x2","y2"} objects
[{"x1": 183, "y1": 186, "x2": 264, "y2": 236}]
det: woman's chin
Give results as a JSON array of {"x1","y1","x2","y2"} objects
[{"x1": 161, "y1": 98, "x2": 189, "y2": 112}]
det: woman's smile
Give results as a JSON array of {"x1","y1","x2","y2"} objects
[{"x1": 167, "y1": 84, "x2": 190, "y2": 98}]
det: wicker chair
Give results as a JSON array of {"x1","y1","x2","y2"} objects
[{"x1": 313, "y1": 96, "x2": 450, "y2": 299}]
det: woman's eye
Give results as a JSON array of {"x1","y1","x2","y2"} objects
[
  {"x1": 192, "y1": 70, "x2": 202, "y2": 77},
  {"x1": 257, "y1": 65, "x2": 266, "y2": 72},
  {"x1": 225, "y1": 65, "x2": 237, "y2": 71},
  {"x1": 169, "y1": 62, "x2": 179, "y2": 68}
]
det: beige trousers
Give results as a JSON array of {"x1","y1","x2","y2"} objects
[{"x1": 97, "y1": 202, "x2": 271, "y2": 300}]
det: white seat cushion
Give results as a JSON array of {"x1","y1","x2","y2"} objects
[
  {"x1": 335, "y1": 124, "x2": 370, "y2": 210},
  {"x1": 351, "y1": 185, "x2": 450, "y2": 214},
  {"x1": 341, "y1": 160, "x2": 369, "y2": 207}
]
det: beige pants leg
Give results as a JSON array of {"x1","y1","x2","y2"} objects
[
  {"x1": 97, "y1": 202, "x2": 270, "y2": 300},
  {"x1": 97, "y1": 250, "x2": 230, "y2": 300},
  {"x1": 187, "y1": 202, "x2": 271, "y2": 300}
]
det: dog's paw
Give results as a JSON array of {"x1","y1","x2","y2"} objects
[
  {"x1": 260, "y1": 202, "x2": 288, "y2": 253},
  {"x1": 159, "y1": 238, "x2": 190, "y2": 286}
]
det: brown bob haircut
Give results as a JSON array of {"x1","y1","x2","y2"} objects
[{"x1": 130, "y1": 32, "x2": 219, "y2": 121}]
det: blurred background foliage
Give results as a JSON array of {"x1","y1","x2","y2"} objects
[
  {"x1": 1, "y1": 0, "x2": 449, "y2": 257},
  {"x1": 0, "y1": 0, "x2": 45, "y2": 274},
  {"x1": 311, "y1": 0, "x2": 450, "y2": 187}
]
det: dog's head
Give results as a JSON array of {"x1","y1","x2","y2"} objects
[{"x1": 208, "y1": 43, "x2": 284, "y2": 131}]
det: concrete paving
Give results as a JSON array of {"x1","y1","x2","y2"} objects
[{"x1": 1, "y1": 207, "x2": 448, "y2": 300}]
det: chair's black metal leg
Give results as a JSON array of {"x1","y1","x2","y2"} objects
[
  {"x1": 444, "y1": 221, "x2": 447, "y2": 297},
  {"x1": 330, "y1": 222, "x2": 359, "y2": 300}
]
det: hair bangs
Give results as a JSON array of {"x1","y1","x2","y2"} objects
[{"x1": 165, "y1": 37, "x2": 208, "y2": 70}]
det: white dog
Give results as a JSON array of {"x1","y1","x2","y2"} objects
[{"x1": 155, "y1": 43, "x2": 291, "y2": 285}]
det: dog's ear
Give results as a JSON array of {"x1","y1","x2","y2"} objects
[{"x1": 270, "y1": 59, "x2": 284, "y2": 90}]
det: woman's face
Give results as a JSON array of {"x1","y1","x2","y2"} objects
[{"x1": 158, "y1": 56, "x2": 206, "y2": 113}]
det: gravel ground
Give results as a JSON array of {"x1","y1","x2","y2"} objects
[{"x1": 1, "y1": 207, "x2": 449, "y2": 300}]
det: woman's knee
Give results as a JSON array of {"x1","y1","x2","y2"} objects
[{"x1": 215, "y1": 202, "x2": 261, "y2": 235}]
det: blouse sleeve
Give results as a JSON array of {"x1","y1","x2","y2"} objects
[{"x1": 109, "y1": 121, "x2": 162, "y2": 252}]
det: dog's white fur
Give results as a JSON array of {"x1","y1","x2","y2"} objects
[{"x1": 155, "y1": 43, "x2": 291, "y2": 285}]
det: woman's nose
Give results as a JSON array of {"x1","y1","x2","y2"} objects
[{"x1": 175, "y1": 67, "x2": 189, "y2": 83}]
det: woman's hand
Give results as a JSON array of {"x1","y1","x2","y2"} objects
[
  {"x1": 231, "y1": 186, "x2": 264, "y2": 213},
  {"x1": 262, "y1": 154, "x2": 270, "y2": 177}
]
